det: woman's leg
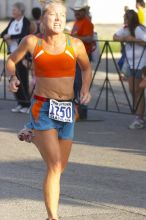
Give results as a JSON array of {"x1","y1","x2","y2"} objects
[
  {"x1": 32, "y1": 129, "x2": 72, "y2": 220},
  {"x1": 134, "y1": 79, "x2": 145, "y2": 118},
  {"x1": 128, "y1": 77, "x2": 145, "y2": 118},
  {"x1": 59, "y1": 139, "x2": 72, "y2": 172}
]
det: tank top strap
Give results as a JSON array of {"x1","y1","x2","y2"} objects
[
  {"x1": 66, "y1": 34, "x2": 71, "y2": 47},
  {"x1": 65, "y1": 34, "x2": 76, "y2": 58},
  {"x1": 38, "y1": 38, "x2": 43, "y2": 46},
  {"x1": 33, "y1": 37, "x2": 43, "y2": 59}
]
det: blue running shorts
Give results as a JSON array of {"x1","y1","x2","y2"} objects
[{"x1": 26, "y1": 97, "x2": 75, "y2": 140}]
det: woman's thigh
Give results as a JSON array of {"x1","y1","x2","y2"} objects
[
  {"x1": 32, "y1": 129, "x2": 73, "y2": 170},
  {"x1": 32, "y1": 129, "x2": 61, "y2": 165}
]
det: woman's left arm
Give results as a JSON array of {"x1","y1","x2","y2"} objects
[{"x1": 74, "y1": 38, "x2": 92, "y2": 104}]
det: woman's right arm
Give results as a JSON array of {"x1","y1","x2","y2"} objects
[
  {"x1": 113, "y1": 34, "x2": 124, "y2": 41},
  {"x1": 7, "y1": 35, "x2": 37, "y2": 92},
  {"x1": 113, "y1": 28, "x2": 129, "y2": 42},
  {"x1": 72, "y1": 37, "x2": 92, "y2": 104}
]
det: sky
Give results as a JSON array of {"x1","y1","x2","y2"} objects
[{"x1": 89, "y1": 0, "x2": 136, "y2": 23}]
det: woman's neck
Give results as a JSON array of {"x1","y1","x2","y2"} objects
[{"x1": 43, "y1": 33, "x2": 65, "y2": 45}]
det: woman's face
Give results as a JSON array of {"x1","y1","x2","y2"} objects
[
  {"x1": 12, "y1": 6, "x2": 22, "y2": 19},
  {"x1": 42, "y1": 4, "x2": 66, "y2": 34}
]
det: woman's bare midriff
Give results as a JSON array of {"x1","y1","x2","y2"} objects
[{"x1": 34, "y1": 77, "x2": 75, "y2": 100}]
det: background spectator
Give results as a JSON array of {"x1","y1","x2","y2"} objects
[
  {"x1": 30, "y1": 7, "x2": 43, "y2": 35},
  {"x1": 71, "y1": 2, "x2": 94, "y2": 120},
  {"x1": 113, "y1": 9, "x2": 146, "y2": 129},
  {"x1": 136, "y1": 0, "x2": 146, "y2": 26},
  {"x1": 25, "y1": 7, "x2": 43, "y2": 98},
  {"x1": 124, "y1": 5, "x2": 129, "y2": 13},
  {"x1": 0, "y1": 2, "x2": 30, "y2": 113},
  {"x1": 117, "y1": 5, "x2": 129, "y2": 81}
]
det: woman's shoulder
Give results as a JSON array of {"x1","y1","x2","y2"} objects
[
  {"x1": 68, "y1": 35, "x2": 86, "y2": 57},
  {"x1": 20, "y1": 34, "x2": 40, "y2": 54},
  {"x1": 23, "y1": 34, "x2": 38, "y2": 45},
  {"x1": 136, "y1": 25, "x2": 146, "y2": 32},
  {"x1": 69, "y1": 35, "x2": 83, "y2": 46}
]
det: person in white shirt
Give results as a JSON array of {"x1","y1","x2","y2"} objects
[
  {"x1": 113, "y1": 9, "x2": 146, "y2": 129},
  {"x1": 0, "y1": 2, "x2": 30, "y2": 113}
]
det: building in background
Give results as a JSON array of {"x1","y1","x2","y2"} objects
[{"x1": 0, "y1": 0, "x2": 137, "y2": 24}]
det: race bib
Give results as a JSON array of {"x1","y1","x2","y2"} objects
[{"x1": 49, "y1": 99, "x2": 73, "y2": 123}]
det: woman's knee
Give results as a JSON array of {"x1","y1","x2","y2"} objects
[{"x1": 47, "y1": 160, "x2": 62, "y2": 174}]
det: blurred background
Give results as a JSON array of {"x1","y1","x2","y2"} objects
[{"x1": 0, "y1": 0, "x2": 136, "y2": 24}]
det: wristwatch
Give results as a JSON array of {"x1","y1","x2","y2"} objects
[{"x1": 8, "y1": 75, "x2": 16, "y2": 83}]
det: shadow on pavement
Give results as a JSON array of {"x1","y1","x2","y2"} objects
[{"x1": 0, "y1": 159, "x2": 146, "y2": 211}]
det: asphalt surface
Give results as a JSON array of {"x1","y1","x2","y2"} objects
[{"x1": 0, "y1": 100, "x2": 146, "y2": 220}]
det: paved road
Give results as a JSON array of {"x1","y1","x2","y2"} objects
[{"x1": 0, "y1": 100, "x2": 146, "y2": 220}]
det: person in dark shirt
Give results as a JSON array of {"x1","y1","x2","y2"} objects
[
  {"x1": 1, "y1": 2, "x2": 30, "y2": 113},
  {"x1": 71, "y1": 2, "x2": 94, "y2": 120},
  {"x1": 30, "y1": 7, "x2": 43, "y2": 35}
]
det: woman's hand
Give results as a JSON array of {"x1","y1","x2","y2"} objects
[
  {"x1": 124, "y1": 35, "x2": 135, "y2": 42},
  {"x1": 80, "y1": 89, "x2": 91, "y2": 105},
  {"x1": 3, "y1": 34, "x2": 10, "y2": 40},
  {"x1": 9, "y1": 76, "x2": 20, "y2": 92}
]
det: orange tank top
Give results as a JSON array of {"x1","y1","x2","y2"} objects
[{"x1": 33, "y1": 35, "x2": 76, "y2": 78}]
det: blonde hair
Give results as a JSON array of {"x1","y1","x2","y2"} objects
[{"x1": 41, "y1": 0, "x2": 66, "y2": 15}]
